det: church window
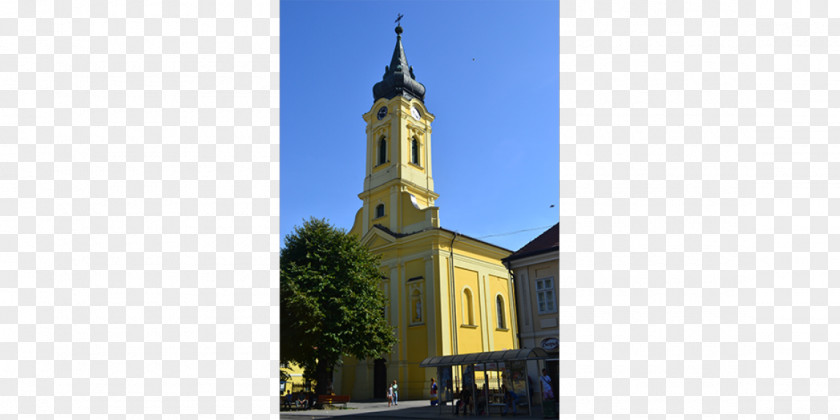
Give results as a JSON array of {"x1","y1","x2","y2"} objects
[
  {"x1": 462, "y1": 288, "x2": 475, "y2": 325},
  {"x1": 375, "y1": 204, "x2": 385, "y2": 218},
  {"x1": 378, "y1": 137, "x2": 387, "y2": 165},
  {"x1": 536, "y1": 277, "x2": 556, "y2": 314},
  {"x1": 411, "y1": 138, "x2": 419, "y2": 165},
  {"x1": 496, "y1": 295, "x2": 506, "y2": 329}
]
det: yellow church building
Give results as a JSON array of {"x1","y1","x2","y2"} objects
[{"x1": 334, "y1": 24, "x2": 520, "y2": 401}]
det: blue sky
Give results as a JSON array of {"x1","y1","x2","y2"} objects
[{"x1": 280, "y1": 0, "x2": 558, "y2": 252}]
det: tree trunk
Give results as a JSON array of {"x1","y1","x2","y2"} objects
[{"x1": 314, "y1": 359, "x2": 331, "y2": 397}]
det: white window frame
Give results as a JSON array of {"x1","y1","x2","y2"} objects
[{"x1": 535, "y1": 277, "x2": 556, "y2": 314}]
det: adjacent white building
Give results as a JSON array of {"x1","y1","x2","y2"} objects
[{"x1": 502, "y1": 223, "x2": 558, "y2": 404}]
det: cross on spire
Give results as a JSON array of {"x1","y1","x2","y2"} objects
[{"x1": 395, "y1": 13, "x2": 404, "y2": 26}]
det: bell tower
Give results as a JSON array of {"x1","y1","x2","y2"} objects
[
  {"x1": 339, "y1": 20, "x2": 519, "y2": 402},
  {"x1": 356, "y1": 24, "x2": 439, "y2": 236}
]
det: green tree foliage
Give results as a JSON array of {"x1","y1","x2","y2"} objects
[{"x1": 280, "y1": 218, "x2": 396, "y2": 396}]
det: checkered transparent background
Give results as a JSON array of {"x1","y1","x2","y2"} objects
[
  {"x1": 0, "y1": 0, "x2": 279, "y2": 417},
  {"x1": 560, "y1": 0, "x2": 839, "y2": 418}
]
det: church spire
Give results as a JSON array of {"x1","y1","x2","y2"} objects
[{"x1": 373, "y1": 23, "x2": 426, "y2": 103}]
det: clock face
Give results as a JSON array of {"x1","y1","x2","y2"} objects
[
  {"x1": 377, "y1": 106, "x2": 388, "y2": 120},
  {"x1": 411, "y1": 106, "x2": 421, "y2": 120}
]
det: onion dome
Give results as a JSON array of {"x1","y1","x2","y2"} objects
[{"x1": 373, "y1": 25, "x2": 426, "y2": 103}]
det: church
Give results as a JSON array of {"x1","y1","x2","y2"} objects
[{"x1": 336, "y1": 23, "x2": 519, "y2": 400}]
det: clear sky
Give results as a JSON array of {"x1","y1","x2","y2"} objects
[{"x1": 280, "y1": 0, "x2": 559, "y2": 252}]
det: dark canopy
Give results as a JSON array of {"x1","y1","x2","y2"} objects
[{"x1": 419, "y1": 348, "x2": 551, "y2": 368}]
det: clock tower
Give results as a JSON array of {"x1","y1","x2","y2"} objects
[
  {"x1": 341, "y1": 22, "x2": 518, "y2": 402},
  {"x1": 354, "y1": 24, "x2": 440, "y2": 237}
]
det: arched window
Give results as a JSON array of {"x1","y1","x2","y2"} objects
[
  {"x1": 411, "y1": 138, "x2": 419, "y2": 165},
  {"x1": 462, "y1": 288, "x2": 474, "y2": 325},
  {"x1": 375, "y1": 204, "x2": 385, "y2": 218},
  {"x1": 378, "y1": 137, "x2": 387, "y2": 165},
  {"x1": 496, "y1": 295, "x2": 506, "y2": 329}
]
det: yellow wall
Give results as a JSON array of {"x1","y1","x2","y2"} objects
[
  {"x1": 368, "y1": 189, "x2": 390, "y2": 228},
  {"x1": 339, "y1": 357, "x2": 357, "y2": 395},
  {"x1": 401, "y1": 193, "x2": 426, "y2": 227},
  {"x1": 334, "y1": 91, "x2": 517, "y2": 402},
  {"x1": 404, "y1": 258, "x2": 424, "y2": 281},
  {"x1": 489, "y1": 274, "x2": 515, "y2": 350},
  {"x1": 281, "y1": 362, "x2": 308, "y2": 392},
  {"x1": 335, "y1": 229, "x2": 517, "y2": 400},
  {"x1": 454, "y1": 267, "x2": 482, "y2": 354},
  {"x1": 406, "y1": 322, "x2": 427, "y2": 397}
]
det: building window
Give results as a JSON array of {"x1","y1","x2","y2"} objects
[
  {"x1": 496, "y1": 295, "x2": 506, "y2": 329},
  {"x1": 536, "y1": 277, "x2": 556, "y2": 314},
  {"x1": 378, "y1": 137, "x2": 387, "y2": 165},
  {"x1": 410, "y1": 290, "x2": 423, "y2": 324},
  {"x1": 462, "y1": 288, "x2": 474, "y2": 325},
  {"x1": 411, "y1": 138, "x2": 419, "y2": 165},
  {"x1": 375, "y1": 204, "x2": 385, "y2": 218}
]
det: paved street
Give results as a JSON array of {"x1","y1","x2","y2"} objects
[{"x1": 280, "y1": 399, "x2": 554, "y2": 419}]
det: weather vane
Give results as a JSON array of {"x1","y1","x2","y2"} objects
[{"x1": 395, "y1": 13, "x2": 404, "y2": 26}]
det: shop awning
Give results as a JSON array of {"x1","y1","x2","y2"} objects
[{"x1": 419, "y1": 348, "x2": 551, "y2": 368}]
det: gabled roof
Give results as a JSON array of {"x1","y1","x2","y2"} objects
[
  {"x1": 369, "y1": 224, "x2": 512, "y2": 254},
  {"x1": 502, "y1": 223, "x2": 558, "y2": 263},
  {"x1": 370, "y1": 224, "x2": 411, "y2": 238}
]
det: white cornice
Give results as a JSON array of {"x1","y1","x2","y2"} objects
[
  {"x1": 357, "y1": 178, "x2": 439, "y2": 200},
  {"x1": 506, "y1": 251, "x2": 558, "y2": 269}
]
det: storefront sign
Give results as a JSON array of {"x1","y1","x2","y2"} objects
[{"x1": 540, "y1": 337, "x2": 558, "y2": 351}]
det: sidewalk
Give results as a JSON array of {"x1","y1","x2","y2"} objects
[{"x1": 280, "y1": 399, "x2": 554, "y2": 419}]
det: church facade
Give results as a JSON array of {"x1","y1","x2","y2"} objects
[{"x1": 335, "y1": 24, "x2": 520, "y2": 400}]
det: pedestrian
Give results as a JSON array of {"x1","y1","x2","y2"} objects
[
  {"x1": 282, "y1": 391, "x2": 293, "y2": 410},
  {"x1": 387, "y1": 384, "x2": 393, "y2": 407},
  {"x1": 476, "y1": 383, "x2": 488, "y2": 415},
  {"x1": 459, "y1": 385, "x2": 472, "y2": 415},
  {"x1": 430, "y1": 377, "x2": 438, "y2": 406},
  {"x1": 540, "y1": 368, "x2": 553, "y2": 400},
  {"x1": 501, "y1": 384, "x2": 518, "y2": 416},
  {"x1": 540, "y1": 368, "x2": 555, "y2": 418},
  {"x1": 453, "y1": 386, "x2": 461, "y2": 415},
  {"x1": 391, "y1": 379, "x2": 399, "y2": 406}
]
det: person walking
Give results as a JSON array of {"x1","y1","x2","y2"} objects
[
  {"x1": 391, "y1": 379, "x2": 399, "y2": 406},
  {"x1": 430, "y1": 377, "x2": 438, "y2": 406},
  {"x1": 540, "y1": 368, "x2": 555, "y2": 418},
  {"x1": 387, "y1": 384, "x2": 393, "y2": 407}
]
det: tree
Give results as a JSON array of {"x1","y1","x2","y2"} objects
[{"x1": 280, "y1": 218, "x2": 396, "y2": 397}]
